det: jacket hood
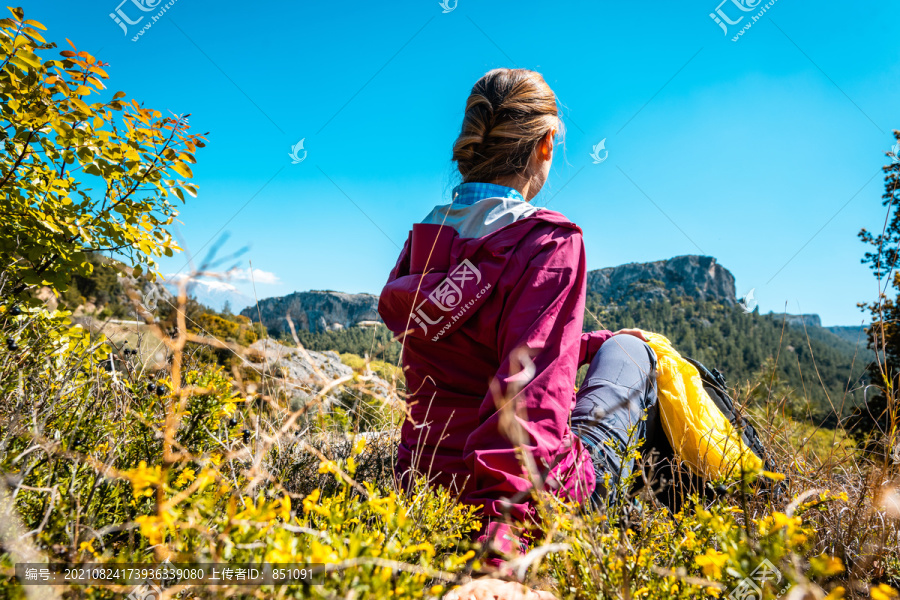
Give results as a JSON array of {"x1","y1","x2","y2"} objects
[{"x1": 378, "y1": 206, "x2": 579, "y2": 343}]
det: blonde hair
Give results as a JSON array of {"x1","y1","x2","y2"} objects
[{"x1": 452, "y1": 68, "x2": 560, "y2": 184}]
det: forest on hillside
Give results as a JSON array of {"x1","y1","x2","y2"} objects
[{"x1": 275, "y1": 294, "x2": 871, "y2": 426}]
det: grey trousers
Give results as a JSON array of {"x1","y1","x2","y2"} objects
[{"x1": 571, "y1": 334, "x2": 660, "y2": 507}]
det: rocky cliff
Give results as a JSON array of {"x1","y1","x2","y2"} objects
[
  {"x1": 241, "y1": 290, "x2": 380, "y2": 335},
  {"x1": 247, "y1": 256, "x2": 740, "y2": 335},
  {"x1": 768, "y1": 313, "x2": 823, "y2": 328},
  {"x1": 586, "y1": 255, "x2": 736, "y2": 305}
]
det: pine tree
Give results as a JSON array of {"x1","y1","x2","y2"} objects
[{"x1": 853, "y1": 129, "x2": 900, "y2": 458}]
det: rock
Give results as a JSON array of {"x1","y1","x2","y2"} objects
[
  {"x1": 587, "y1": 255, "x2": 736, "y2": 305},
  {"x1": 241, "y1": 290, "x2": 380, "y2": 335},
  {"x1": 768, "y1": 312, "x2": 822, "y2": 328},
  {"x1": 246, "y1": 338, "x2": 400, "y2": 404},
  {"x1": 35, "y1": 287, "x2": 58, "y2": 312},
  {"x1": 247, "y1": 339, "x2": 354, "y2": 382},
  {"x1": 443, "y1": 579, "x2": 558, "y2": 600}
]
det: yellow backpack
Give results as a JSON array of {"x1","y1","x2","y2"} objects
[{"x1": 642, "y1": 331, "x2": 764, "y2": 480}]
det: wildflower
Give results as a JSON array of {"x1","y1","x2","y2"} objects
[
  {"x1": 174, "y1": 467, "x2": 195, "y2": 488},
  {"x1": 302, "y1": 489, "x2": 321, "y2": 514},
  {"x1": 309, "y1": 540, "x2": 339, "y2": 563},
  {"x1": 134, "y1": 510, "x2": 175, "y2": 546},
  {"x1": 696, "y1": 549, "x2": 728, "y2": 579},
  {"x1": 758, "y1": 512, "x2": 801, "y2": 536},
  {"x1": 124, "y1": 461, "x2": 162, "y2": 500},
  {"x1": 705, "y1": 586, "x2": 722, "y2": 597},
  {"x1": 279, "y1": 496, "x2": 291, "y2": 521},
  {"x1": 810, "y1": 554, "x2": 844, "y2": 577},
  {"x1": 78, "y1": 539, "x2": 96, "y2": 555},
  {"x1": 824, "y1": 586, "x2": 845, "y2": 600},
  {"x1": 872, "y1": 584, "x2": 899, "y2": 600},
  {"x1": 401, "y1": 541, "x2": 435, "y2": 559},
  {"x1": 352, "y1": 436, "x2": 366, "y2": 456},
  {"x1": 430, "y1": 584, "x2": 444, "y2": 596},
  {"x1": 318, "y1": 460, "x2": 339, "y2": 475}
]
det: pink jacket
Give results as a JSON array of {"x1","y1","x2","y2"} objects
[{"x1": 378, "y1": 199, "x2": 611, "y2": 553}]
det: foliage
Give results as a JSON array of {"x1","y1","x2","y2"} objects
[
  {"x1": 0, "y1": 318, "x2": 480, "y2": 598},
  {"x1": 340, "y1": 351, "x2": 404, "y2": 386},
  {"x1": 0, "y1": 7, "x2": 205, "y2": 299},
  {"x1": 585, "y1": 296, "x2": 871, "y2": 423},
  {"x1": 284, "y1": 324, "x2": 401, "y2": 365},
  {"x1": 855, "y1": 129, "x2": 900, "y2": 455}
]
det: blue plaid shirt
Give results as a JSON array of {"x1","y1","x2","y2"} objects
[{"x1": 451, "y1": 182, "x2": 525, "y2": 206}]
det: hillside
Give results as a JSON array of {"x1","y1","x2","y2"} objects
[
  {"x1": 55, "y1": 254, "x2": 870, "y2": 423},
  {"x1": 243, "y1": 255, "x2": 870, "y2": 423},
  {"x1": 241, "y1": 290, "x2": 380, "y2": 335},
  {"x1": 584, "y1": 295, "x2": 871, "y2": 423}
]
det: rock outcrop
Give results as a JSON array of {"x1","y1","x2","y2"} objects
[
  {"x1": 586, "y1": 255, "x2": 736, "y2": 305},
  {"x1": 242, "y1": 291, "x2": 380, "y2": 335},
  {"x1": 768, "y1": 313, "x2": 823, "y2": 328},
  {"x1": 248, "y1": 338, "x2": 354, "y2": 382},
  {"x1": 246, "y1": 338, "x2": 399, "y2": 407}
]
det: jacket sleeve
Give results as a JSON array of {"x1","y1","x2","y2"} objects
[
  {"x1": 461, "y1": 225, "x2": 589, "y2": 552},
  {"x1": 579, "y1": 330, "x2": 614, "y2": 366}
]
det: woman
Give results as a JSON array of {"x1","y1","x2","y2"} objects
[{"x1": 377, "y1": 68, "x2": 660, "y2": 559}]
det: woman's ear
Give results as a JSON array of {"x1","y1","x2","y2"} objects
[{"x1": 539, "y1": 130, "x2": 555, "y2": 161}]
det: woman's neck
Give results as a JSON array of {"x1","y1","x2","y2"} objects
[{"x1": 489, "y1": 174, "x2": 537, "y2": 203}]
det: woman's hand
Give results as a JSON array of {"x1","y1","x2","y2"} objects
[{"x1": 612, "y1": 328, "x2": 647, "y2": 341}]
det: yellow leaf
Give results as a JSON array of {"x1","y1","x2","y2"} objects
[{"x1": 170, "y1": 162, "x2": 193, "y2": 178}]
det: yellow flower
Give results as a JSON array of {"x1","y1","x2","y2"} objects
[
  {"x1": 758, "y1": 511, "x2": 801, "y2": 536},
  {"x1": 761, "y1": 470, "x2": 786, "y2": 481},
  {"x1": 124, "y1": 461, "x2": 162, "y2": 500},
  {"x1": 401, "y1": 541, "x2": 435, "y2": 559},
  {"x1": 318, "y1": 460, "x2": 339, "y2": 475},
  {"x1": 872, "y1": 584, "x2": 899, "y2": 600},
  {"x1": 302, "y1": 489, "x2": 330, "y2": 516},
  {"x1": 309, "y1": 540, "x2": 339, "y2": 563},
  {"x1": 696, "y1": 549, "x2": 728, "y2": 579},
  {"x1": 352, "y1": 436, "x2": 366, "y2": 456},
  {"x1": 824, "y1": 586, "x2": 845, "y2": 600},
  {"x1": 279, "y1": 496, "x2": 292, "y2": 521},
  {"x1": 430, "y1": 584, "x2": 444, "y2": 596},
  {"x1": 810, "y1": 554, "x2": 844, "y2": 577},
  {"x1": 78, "y1": 539, "x2": 96, "y2": 556},
  {"x1": 705, "y1": 587, "x2": 722, "y2": 598},
  {"x1": 134, "y1": 511, "x2": 175, "y2": 546},
  {"x1": 174, "y1": 467, "x2": 195, "y2": 488}
]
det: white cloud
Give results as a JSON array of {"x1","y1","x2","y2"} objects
[
  {"x1": 195, "y1": 279, "x2": 239, "y2": 292},
  {"x1": 227, "y1": 268, "x2": 281, "y2": 285}
]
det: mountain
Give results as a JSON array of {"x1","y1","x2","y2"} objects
[
  {"x1": 247, "y1": 255, "x2": 739, "y2": 335},
  {"x1": 241, "y1": 290, "x2": 380, "y2": 335},
  {"x1": 767, "y1": 313, "x2": 822, "y2": 328},
  {"x1": 586, "y1": 255, "x2": 736, "y2": 305},
  {"x1": 826, "y1": 325, "x2": 870, "y2": 348},
  {"x1": 164, "y1": 278, "x2": 255, "y2": 314}
]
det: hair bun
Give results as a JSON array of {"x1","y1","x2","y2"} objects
[{"x1": 452, "y1": 69, "x2": 558, "y2": 183}]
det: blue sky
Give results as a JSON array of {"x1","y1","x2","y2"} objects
[{"x1": 21, "y1": 0, "x2": 900, "y2": 326}]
